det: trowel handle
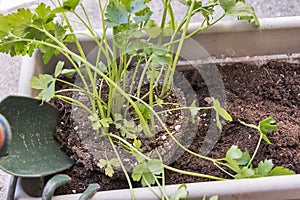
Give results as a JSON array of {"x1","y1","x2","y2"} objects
[{"x1": 0, "y1": 114, "x2": 11, "y2": 157}]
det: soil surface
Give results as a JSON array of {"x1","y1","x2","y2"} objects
[{"x1": 53, "y1": 60, "x2": 300, "y2": 195}]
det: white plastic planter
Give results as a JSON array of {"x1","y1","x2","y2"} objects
[{"x1": 15, "y1": 16, "x2": 300, "y2": 200}]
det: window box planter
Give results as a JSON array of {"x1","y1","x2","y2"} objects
[{"x1": 7, "y1": 16, "x2": 300, "y2": 200}]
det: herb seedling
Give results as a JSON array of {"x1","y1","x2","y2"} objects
[
  {"x1": 0, "y1": 0, "x2": 283, "y2": 199},
  {"x1": 97, "y1": 151, "x2": 120, "y2": 177},
  {"x1": 217, "y1": 117, "x2": 295, "y2": 179}
]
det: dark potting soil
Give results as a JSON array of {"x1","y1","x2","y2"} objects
[{"x1": 53, "y1": 61, "x2": 300, "y2": 195}]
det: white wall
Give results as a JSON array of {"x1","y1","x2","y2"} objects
[{"x1": 0, "y1": 0, "x2": 38, "y2": 12}]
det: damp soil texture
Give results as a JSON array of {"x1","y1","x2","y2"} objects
[{"x1": 53, "y1": 60, "x2": 300, "y2": 195}]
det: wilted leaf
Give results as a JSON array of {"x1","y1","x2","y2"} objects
[
  {"x1": 110, "y1": 158, "x2": 120, "y2": 168},
  {"x1": 97, "y1": 159, "x2": 107, "y2": 168},
  {"x1": 105, "y1": 164, "x2": 114, "y2": 177}
]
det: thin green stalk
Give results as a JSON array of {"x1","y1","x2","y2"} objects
[
  {"x1": 142, "y1": 177, "x2": 164, "y2": 199},
  {"x1": 28, "y1": 24, "x2": 96, "y2": 112},
  {"x1": 107, "y1": 133, "x2": 226, "y2": 181},
  {"x1": 167, "y1": 0, "x2": 176, "y2": 31},
  {"x1": 55, "y1": 95, "x2": 93, "y2": 115},
  {"x1": 156, "y1": 149, "x2": 168, "y2": 200},
  {"x1": 166, "y1": 13, "x2": 226, "y2": 48},
  {"x1": 136, "y1": 55, "x2": 153, "y2": 98},
  {"x1": 160, "y1": 0, "x2": 170, "y2": 29},
  {"x1": 79, "y1": 3, "x2": 95, "y2": 34},
  {"x1": 98, "y1": 0, "x2": 113, "y2": 68},
  {"x1": 149, "y1": 67, "x2": 155, "y2": 133},
  {"x1": 129, "y1": 58, "x2": 142, "y2": 95},
  {"x1": 155, "y1": 106, "x2": 213, "y2": 115},
  {"x1": 11, "y1": 32, "x2": 152, "y2": 138},
  {"x1": 161, "y1": 0, "x2": 196, "y2": 97},
  {"x1": 247, "y1": 131, "x2": 263, "y2": 168},
  {"x1": 107, "y1": 136, "x2": 135, "y2": 200},
  {"x1": 128, "y1": 94, "x2": 217, "y2": 162},
  {"x1": 57, "y1": 1, "x2": 106, "y2": 122},
  {"x1": 55, "y1": 88, "x2": 86, "y2": 94},
  {"x1": 152, "y1": 175, "x2": 170, "y2": 200},
  {"x1": 164, "y1": 165, "x2": 227, "y2": 181},
  {"x1": 56, "y1": 78, "x2": 86, "y2": 91},
  {"x1": 56, "y1": 87, "x2": 108, "y2": 107},
  {"x1": 213, "y1": 162, "x2": 235, "y2": 178},
  {"x1": 106, "y1": 38, "x2": 120, "y2": 118},
  {"x1": 66, "y1": 52, "x2": 153, "y2": 138},
  {"x1": 186, "y1": 14, "x2": 226, "y2": 39}
]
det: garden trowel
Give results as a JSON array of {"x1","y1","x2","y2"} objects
[
  {"x1": 0, "y1": 96, "x2": 74, "y2": 199},
  {"x1": 0, "y1": 96, "x2": 100, "y2": 200}
]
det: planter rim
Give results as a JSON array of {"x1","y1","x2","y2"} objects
[
  {"x1": 72, "y1": 16, "x2": 300, "y2": 42},
  {"x1": 14, "y1": 174, "x2": 300, "y2": 200},
  {"x1": 54, "y1": 174, "x2": 300, "y2": 200},
  {"x1": 189, "y1": 16, "x2": 300, "y2": 34}
]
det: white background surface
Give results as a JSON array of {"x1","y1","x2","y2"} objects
[{"x1": 0, "y1": 0, "x2": 38, "y2": 11}]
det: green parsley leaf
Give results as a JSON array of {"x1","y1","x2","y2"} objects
[
  {"x1": 234, "y1": 166, "x2": 255, "y2": 179},
  {"x1": 30, "y1": 74, "x2": 54, "y2": 90},
  {"x1": 256, "y1": 159, "x2": 273, "y2": 176},
  {"x1": 63, "y1": 0, "x2": 81, "y2": 11},
  {"x1": 226, "y1": 145, "x2": 243, "y2": 160},
  {"x1": 170, "y1": 184, "x2": 189, "y2": 200},
  {"x1": 34, "y1": 3, "x2": 55, "y2": 24},
  {"x1": 97, "y1": 159, "x2": 107, "y2": 168},
  {"x1": 54, "y1": 61, "x2": 64, "y2": 78},
  {"x1": 219, "y1": 0, "x2": 236, "y2": 12},
  {"x1": 61, "y1": 69, "x2": 77, "y2": 79},
  {"x1": 268, "y1": 166, "x2": 295, "y2": 176},
  {"x1": 130, "y1": 0, "x2": 147, "y2": 13},
  {"x1": 104, "y1": 2, "x2": 129, "y2": 28},
  {"x1": 258, "y1": 116, "x2": 277, "y2": 135},
  {"x1": 132, "y1": 162, "x2": 147, "y2": 181},
  {"x1": 147, "y1": 159, "x2": 163, "y2": 175}
]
